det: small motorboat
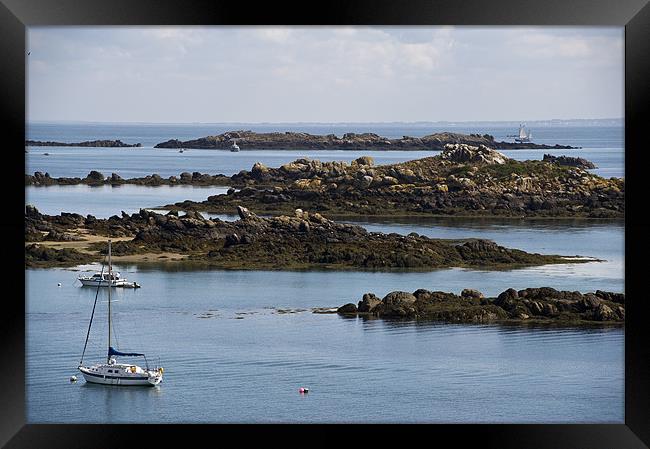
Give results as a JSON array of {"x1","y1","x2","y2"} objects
[{"x1": 230, "y1": 140, "x2": 240, "y2": 152}]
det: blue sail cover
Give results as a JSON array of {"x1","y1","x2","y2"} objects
[{"x1": 108, "y1": 346, "x2": 145, "y2": 357}]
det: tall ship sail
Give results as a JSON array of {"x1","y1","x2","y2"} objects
[{"x1": 514, "y1": 123, "x2": 532, "y2": 143}]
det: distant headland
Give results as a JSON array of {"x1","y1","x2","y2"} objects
[
  {"x1": 154, "y1": 130, "x2": 579, "y2": 151},
  {"x1": 25, "y1": 139, "x2": 142, "y2": 147}
]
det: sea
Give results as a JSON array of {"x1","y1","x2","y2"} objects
[{"x1": 25, "y1": 122, "x2": 625, "y2": 423}]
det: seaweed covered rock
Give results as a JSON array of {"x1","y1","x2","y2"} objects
[
  {"x1": 337, "y1": 303, "x2": 358, "y2": 315},
  {"x1": 25, "y1": 244, "x2": 95, "y2": 268},
  {"x1": 357, "y1": 293, "x2": 382, "y2": 312},
  {"x1": 375, "y1": 291, "x2": 417, "y2": 317},
  {"x1": 85, "y1": 170, "x2": 105, "y2": 183},
  {"x1": 338, "y1": 287, "x2": 625, "y2": 324}
]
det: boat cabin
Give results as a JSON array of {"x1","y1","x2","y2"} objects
[
  {"x1": 90, "y1": 272, "x2": 121, "y2": 281},
  {"x1": 86, "y1": 362, "x2": 147, "y2": 376}
]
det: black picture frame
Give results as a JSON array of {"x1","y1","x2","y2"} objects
[{"x1": 3, "y1": 0, "x2": 649, "y2": 447}]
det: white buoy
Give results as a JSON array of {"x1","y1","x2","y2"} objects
[
  {"x1": 70, "y1": 375, "x2": 77, "y2": 382},
  {"x1": 58, "y1": 283, "x2": 62, "y2": 287}
]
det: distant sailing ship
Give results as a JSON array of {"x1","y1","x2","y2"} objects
[{"x1": 508, "y1": 124, "x2": 533, "y2": 143}]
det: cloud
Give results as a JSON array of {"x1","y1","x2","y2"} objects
[
  {"x1": 26, "y1": 26, "x2": 623, "y2": 122},
  {"x1": 253, "y1": 27, "x2": 293, "y2": 43},
  {"x1": 506, "y1": 28, "x2": 623, "y2": 66}
]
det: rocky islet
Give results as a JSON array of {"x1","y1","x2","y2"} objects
[
  {"x1": 153, "y1": 130, "x2": 578, "y2": 151},
  {"x1": 163, "y1": 144, "x2": 624, "y2": 218},
  {"x1": 25, "y1": 205, "x2": 581, "y2": 270},
  {"x1": 26, "y1": 139, "x2": 142, "y2": 147},
  {"x1": 337, "y1": 287, "x2": 624, "y2": 324},
  {"x1": 26, "y1": 144, "x2": 623, "y2": 218}
]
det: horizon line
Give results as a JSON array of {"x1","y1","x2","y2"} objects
[{"x1": 27, "y1": 118, "x2": 624, "y2": 126}]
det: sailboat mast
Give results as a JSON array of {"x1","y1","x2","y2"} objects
[{"x1": 107, "y1": 239, "x2": 111, "y2": 362}]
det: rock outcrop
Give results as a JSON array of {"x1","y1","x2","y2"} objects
[
  {"x1": 161, "y1": 148, "x2": 622, "y2": 219},
  {"x1": 25, "y1": 206, "x2": 580, "y2": 270},
  {"x1": 25, "y1": 244, "x2": 95, "y2": 268},
  {"x1": 542, "y1": 154, "x2": 598, "y2": 169},
  {"x1": 440, "y1": 144, "x2": 510, "y2": 165},
  {"x1": 337, "y1": 287, "x2": 625, "y2": 324},
  {"x1": 26, "y1": 147, "x2": 619, "y2": 218},
  {"x1": 26, "y1": 171, "x2": 231, "y2": 187}
]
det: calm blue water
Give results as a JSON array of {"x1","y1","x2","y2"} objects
[
  {"x1": 26, "y1": 123, "x2": 624, "y2": 179},
  {"x1": 26, "y1": 216, "x2": 624, "y2": 423},
  {"x1": 26, "y1": 184, "x2": 231, "y2": 218},
  {"x1": 25, "y1": 122, "x2": 625, "y2": 423},
  {"x1": 26, "y1": 267, "x2": 624, "y2": 424}
]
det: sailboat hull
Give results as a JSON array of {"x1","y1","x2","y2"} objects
[
  {"x1": 79, "y1": 279, "x2": 129, "y2": 287},
  {"x1": 79, "y1": 367, "x2": 162, "y2": 386}
]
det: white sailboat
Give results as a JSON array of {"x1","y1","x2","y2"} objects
[
  {"x1": 78, "y1": 270, "x2": 139, "y2": 288},
  {"x1": 514, "y1": 123, "x2": 532, "y2": 143},
  {"x1": 230, "y1": 140, "x2": 240, "y2": 152},
  {"x1": 78, "y1": 240, "x2": 163, "y2": 386}
]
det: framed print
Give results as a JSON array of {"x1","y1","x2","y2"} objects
[{"x1": 3, "y1": 0, "x2": 649, "y2": 447}]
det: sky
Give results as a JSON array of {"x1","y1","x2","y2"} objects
[{"x1": 26, "y1": 26, "x2": 624, "y2": 123}]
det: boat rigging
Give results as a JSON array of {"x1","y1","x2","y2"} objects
[{"x1": 77, "y1": 240, "x2": 163, "y2": 386}]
